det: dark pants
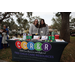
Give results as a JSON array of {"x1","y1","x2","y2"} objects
[{"x1": 3, "y1": 44, "x2": 7, "y2": 49}]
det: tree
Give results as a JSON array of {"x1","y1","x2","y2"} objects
[
  {"x1": 71, "y1": 18, "x2": 75, "y2": 23},
  {"x1": 51, "y1": 16, "x2": 61, "y2": 31},
  {"x1": 0, "y1": 12, "x2": 33, "y2": 25},
  {"x1": 52, "y1": 12, "x2": 71, "y2": 43},
  {"x1": 16, "y1": 12, "x2": 29, "y2": 30},
  {"x1": 27, "y1": 12, "x2": 33, "y2": 18},
  {"x1": 60, "y1": 12, "x2": 71, "y2": 43},
  {"x1": 0, "y1": 12, "x2": 17, "y2": 24},
  {"x1": 9, "y1": 18, "x2": 18, "y2": 30},
  {"x1": 52, "y1": 12, "x2": 71, "y2": 31},
  {"x1": 2, "y1": 18, "x2": 18, "y2": 31},
  {"x1": 0, "y1": 12, "x2": 33, "y2": 30}
]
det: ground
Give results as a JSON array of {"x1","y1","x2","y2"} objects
[
  {"x1": 0, "y1": 36, "x2": 75, "y2": 62},
  {"x1": 60, "y1": 36, "x2": 75, "y2": 62}
]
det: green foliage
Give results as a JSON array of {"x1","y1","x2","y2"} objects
[
  {"x1": 51, "y1": 12, "x2": 72, "y2": 31},
  {"x1": 55, "y1": 12, "x2": 61, "y2": 17},
  {"x1": 71, "y1": 18, "x2": 75, "y2": 23},
  {"x1": 0, "y1": 12, "x2": 33, "y2": 31},
  {"x1": 51, "y1": 16, "x2": 62, "y2": 31},
  {"x1": 16, "y1": 13, "x2": 29, "y2": 29},
  {"x1": 27, "y1": 12, "x2": 33, "y2": 18},
  {"x1": 2, "y1": 18, "x2": 18, "y2": 31}
]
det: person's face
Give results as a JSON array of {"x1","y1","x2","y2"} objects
[
  {"x1": 41, "y1": 20, "x2": 44, "y2": 25},
  {"x1": 4, "y1": 26, "x2": 6, "y2": 29},
  {"x1": 34, "y1": 20, "x2": 38, "y2": 25}
]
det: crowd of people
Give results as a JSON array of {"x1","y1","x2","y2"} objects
[{"x1": 0, "y1": 25, "x2": 9, "y2": 49}]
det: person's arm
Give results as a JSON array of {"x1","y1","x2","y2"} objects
[
  {"x1": 46, "y1": 25, "x2": 49, "y2": 36},
  {"x1": 6, "y1": 28, "x2": 8, "y2": 33},
  {"x1": 5, "y1": 31, "x2": 7, "y2": 33},
  {"x1": 29, "y1": 25, "x2": 33, "y2": 34}
]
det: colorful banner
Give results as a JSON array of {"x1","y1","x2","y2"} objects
[
  {"x1": 6, "y1": 40, "x2": 68, "y2": 61},
  {"x1": 15, "y1": 41, "x2": 52, "y2": 52}
]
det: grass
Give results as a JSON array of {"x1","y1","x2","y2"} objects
[
  {"x1": 0, "y1": 47, "x2": 12, "y2": 62},
  {"x1": 0, "y1": 36, "x2": 75, "y2": 62},
  {"x1": 60, "y1": 36, "x2": 75, "y2": 62}
]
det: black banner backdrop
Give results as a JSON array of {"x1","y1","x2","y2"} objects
[{"x1": 7, "y1": 40, "x2": 68, "y2": 62}]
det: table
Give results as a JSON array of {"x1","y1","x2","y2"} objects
[
  {"x1": 7, "y1": 40, "x2": 68, "y2": 62},
  {"x1": 0, "y1": 37, "x2": 3, "y2": 49}
]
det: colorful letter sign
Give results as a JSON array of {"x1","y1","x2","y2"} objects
[
  {"x1": 34, "y1": 42, "x2": 42, "y2": 51},
  {"x1": 27, "y1": 42, "x2": 34, "y2": 50},
  {"x1": 21, "y1": 41, "x2": 28, "y2": 49},
  {"x1": 15, "y1": 41, "x2": 52, "y2": 52},
  {"x1": 41, "y1": 43, "x2": 52, "y2": 52},
  {"x1": 15, "y1": 41, "x2": 21, "y2": 49}
]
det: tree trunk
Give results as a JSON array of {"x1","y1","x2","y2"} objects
[{"x1": 60, "y1": 12, "x2": 71, "y2": 43}]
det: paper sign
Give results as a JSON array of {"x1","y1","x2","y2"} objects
[
  {"x1": 41, "y1": 36, "x2": 48, "y2": 40},
  {"x1": 23, "y1": 33, "x2": 26, "y2": 40},
  {"x1": 33, "y1": 36, "x2": 40, "y2": 39}
]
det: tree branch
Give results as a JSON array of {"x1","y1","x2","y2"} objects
[{"x1": 0, "y1": 12, "x2": 17, "y2": 23}]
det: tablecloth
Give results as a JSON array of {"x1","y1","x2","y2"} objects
[{"x1": 7, "y1": 40, "x2": 68, "y2": 62}]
